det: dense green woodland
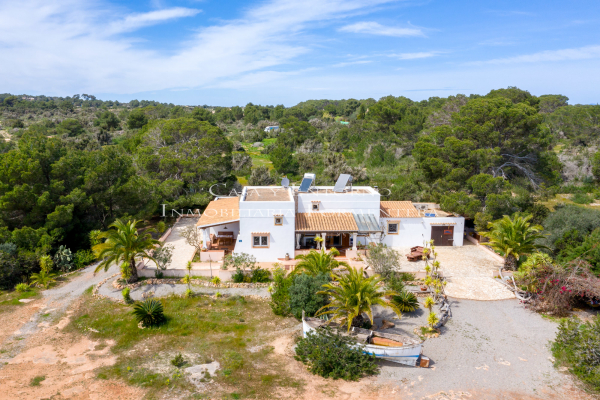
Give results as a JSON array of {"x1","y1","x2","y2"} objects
[{"x1": 2, "y1": 88, "x2": 600, "y2": 287}]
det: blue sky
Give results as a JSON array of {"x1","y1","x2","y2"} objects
[{"x1": 1, "y1": 0, "x2": 599, "y2": 106}]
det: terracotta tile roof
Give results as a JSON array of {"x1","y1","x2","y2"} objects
[
  {"x1": 196, "y1": 197, "x2": 240, "y2": 228},
  {"x1": 380, "y1": 201, "x2": 420, "y2": 218},
  {"x1": 295, "y1": 212, "x2": 358, "y2": 232}
]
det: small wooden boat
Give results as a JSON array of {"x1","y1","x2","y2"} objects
[{"x1": 302, "y1": 315, "x2": 423, "y2": 367}]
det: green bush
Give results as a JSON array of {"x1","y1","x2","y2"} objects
[
  {"x1": 74, "y1": 249, "x2": 96, "y2": 269},
  {"x1": 270, "y1": 268, "x2": 292, "y2": 316},
  {"x1": 295, "y1": 329, "x2": 378, "y2": 380},
  {"x1": 542, "y1": 204, "x2": 600, "y2": 249},
  {"x1": 232, "y1": 268, "x2": 245, "y2": 283},
  {"x1": 232, "y1": 267, "x2": 271, "y2": 283},
  {"x1": 551, "y1": 316, "x2": 600, "y2": 391},
  {"x1": 251, "y1": 267, "x2": 271, "y2": 283},
  {"x1": 289, "y1": 273, "x2": 329, "y2": 319},
  {"x1": 132, "y1": 299, "x2": 165, "y2": 327},
  {"x1": 572, "y1": 192, "x2": 593, "y2": 205},
  {"x1": 15, "y1": 282, "x2": 30, "y2": 292},
  {"x1": 122, "y1": 287, "x2": 132, "y2": 303},
  {"x1": 171, "y1": 353, "x2": 187, "y2": 368}
]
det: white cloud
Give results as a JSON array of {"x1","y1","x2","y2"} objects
[
  {"x1": 390, "y1": 51, "x2": 440, "y2": 60},
  {"x1": 0, "y1": 0, "x2": 396, "y2": 95},
  {"x1": 339, "y1": 21, "x2": 424, "y2": 37},
  {"x1": 106, "y1": 8, "x2": 202, "y2": 35},
  {"x1": 474, "y1": 45, "x2": 600, "y2": 64},
  {"x1": 332, "y1": 60, "x2": 372, "y2": 67}
]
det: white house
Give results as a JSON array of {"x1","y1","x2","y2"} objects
[{"x1": 195, "y1": 173, "x2": 464, "y2": 262}]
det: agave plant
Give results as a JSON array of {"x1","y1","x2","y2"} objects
[
  {"x1": 391, "y1": 290, "x2": 420, "y2": 312},
  {"x1": 132, "y1": 299, "x2": 166, "y2": 328}
]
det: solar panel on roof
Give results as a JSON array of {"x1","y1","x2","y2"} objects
[
  {"x1": 281, "y1": 177, "x2": 290, "y2": 188},
  {"x1": 333, "y1": 174, "x2": 352, "y2": 193},
  {"x1": 298, "y1": 177, "x2": 313, "y2": 192}
]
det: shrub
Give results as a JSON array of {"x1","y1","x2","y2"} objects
[
  {"x1": 572, "y1": 192, "x2": 593, "y2": 205},
  {"x1": 74, "y1": 249, "x2": 96, "y2": 269},
  {"x1": 122, "y1": 287, "x2": 132, "y2": 303},
  {"x1": 132, "y1": 299, "x2": 166, "y2": 327},
  {"x1": 270, "y1": 267, "x2": 292, "y2": 316},
  {"x1": 30, "y1": 375, "x2": 46, "y2": 386},
  {"x1": 15, "y1": 282, "x2": 30, "y2": 292},
  {"x1": 185, "y1": 288, "x2": 193, "y2": 298},
  {"x1": 211, "y1": 276, "x2": 221, "y2": 285},
  {"x1": 251, "y1": 267, "x2": 271, "y2": 283},
  {"x1": 542, "y1": 204, "x2": 600, "y2": 249},
  {"x1": 365, "y1": 243, "x2": 401, "y2": 279},
  {"x1": 551, "y1": 316, "x2": 600, "y2": 391},
  {"x1": 294, "y1": 329, "x2": 378, "y2": 380},
  {"x1": 171, "y1": 353, "x2": 187, "y2": 368},
  {"x1": 390, "y1": 291, "x2": 419, "y2": 312},
  {"x1": 232, "y1": 268, "x2": 245, "y2": 283},
  {"x1": 289, "y1": 273, "x2": 330, "y2": 319}
]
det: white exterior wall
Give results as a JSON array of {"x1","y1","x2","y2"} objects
[
  {"x1": 234, "y1": 187, "x2": 296, "y2": 261},
  {"x1": 380, "y1": 217, "x2": 465, "y2": 248},
  {"x1": 296, "y1": 186, "x2": 380, "y2": 216}
]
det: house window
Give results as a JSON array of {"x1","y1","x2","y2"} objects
[
  {"x1": 252, "y1": 235, "x2": 269, "y2": 247},
  {"x1": 312, "y1": 203, "x2": 319, "y2": 211},
  {"x1": 274, "y1": 216, "x2": 283, "y2": 225},
  {"x1": 388, "y1": 222, "x2": 399, "y2": 234}
]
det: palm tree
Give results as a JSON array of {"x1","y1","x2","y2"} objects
[
  {"x1": 30, "y1": 270, "x2": 57, "y2": 289},
  {"x1": 93, "y1": 219, "x2": 159, "y2": 282},
  {"x1": 293, "y1": 249, "x2": 349, "y2": 276},
  {"x1": 480, "y1": 214, "x2": 548, "y2": 271},
  {"x1": 316, "y1": 266, "x2": 401, "y2": 331}
]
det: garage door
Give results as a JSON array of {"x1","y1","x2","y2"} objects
[{"x1": 431, "y1": 226, "x2": 454, "y2": 246}]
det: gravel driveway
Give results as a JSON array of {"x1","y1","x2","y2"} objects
[
  {"x1": 395, "y1": 243, "x2": 514, "y2": 301},
  {"x1": 371, "y1": 299, "x2": 585, "y2": 399}
]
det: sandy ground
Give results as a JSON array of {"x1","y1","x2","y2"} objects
[
  {"x1": 0, "y1": 264, "x2": 143, "y2": 400},
  {"x1": 394, "y1": 243, "x2": 514, "y2": 301}
]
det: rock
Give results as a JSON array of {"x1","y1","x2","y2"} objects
[
  {"x1": 381, "y1": 319, "x2": 395, "y2": 330},
  {"x1": 19, "y1": 299, "x2": 34, "y2": 303},
  {"x1": 252, "y1": 142, "x2": 263, "y2": 148},
  {"x1": 185, "y1": 361, "x2": 220, "y2": 388}
]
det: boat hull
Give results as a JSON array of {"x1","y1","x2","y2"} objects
[{"x1": 302, "y1": 320, "x2": 422, "y2": 367}]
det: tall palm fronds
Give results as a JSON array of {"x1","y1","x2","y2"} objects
[
  {"x1": 293, "y1": 249, "x2": 349, "y2": 276},
  {"x1": 29, "y1": 270, "x2": 57, "y2": 289},
  {"x1": 480, "y1": 214, "x2": 548, "y2": 270},
  {"x1": 93, "y1": 219, "x2": 159, "y2": 282},
  {"x1": 316, "y1": 266, "x2": 401, "y2": 331}
]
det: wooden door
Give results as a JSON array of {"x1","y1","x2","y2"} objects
[{"x1": 431, "y1": 226, "x2": 454, "y2": 246}]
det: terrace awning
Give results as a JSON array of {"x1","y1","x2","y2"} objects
[{"x1": 353, "y1": 213, "x2": 382, "y2": 233}]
